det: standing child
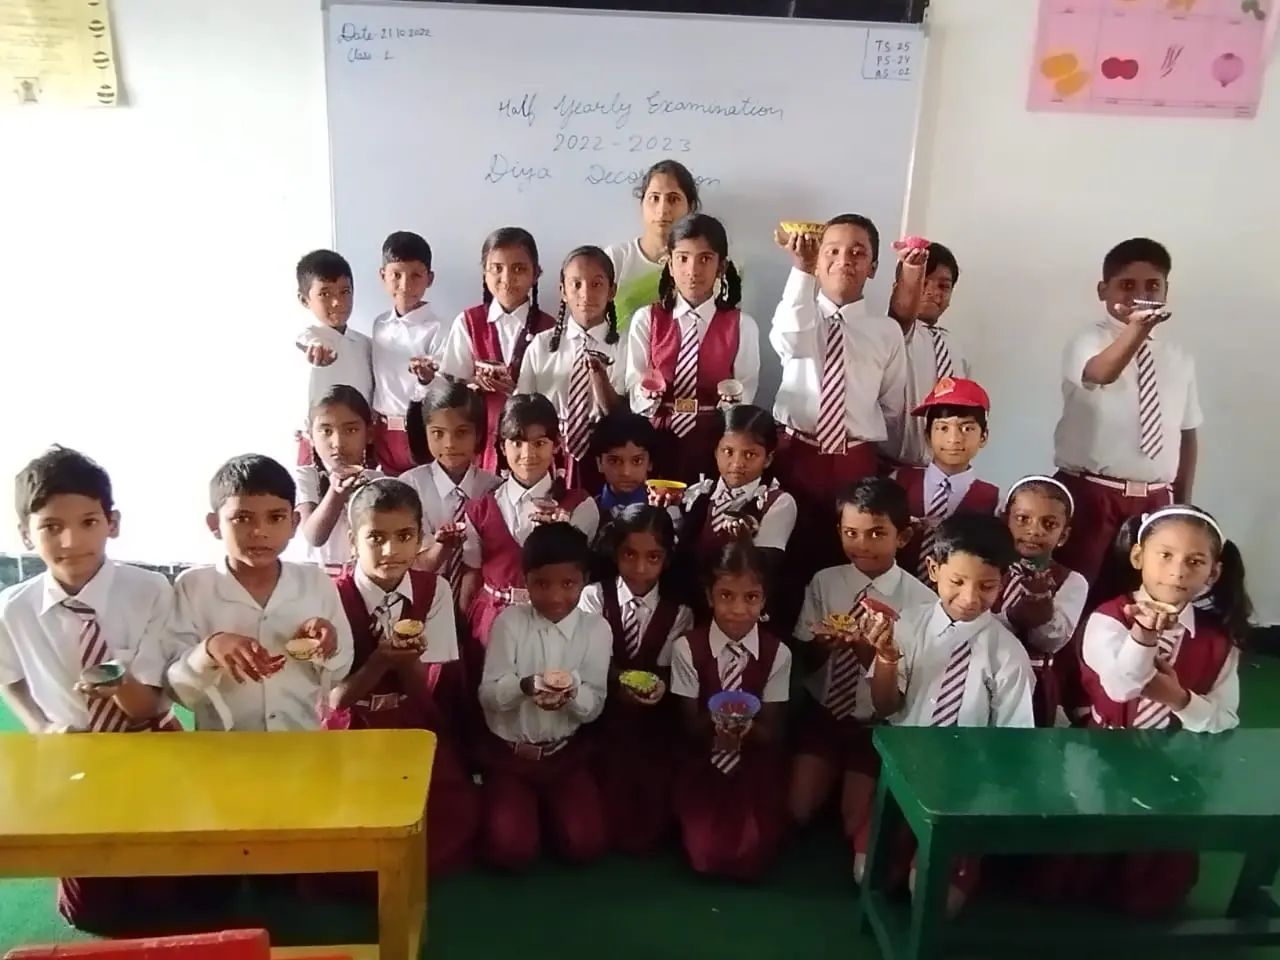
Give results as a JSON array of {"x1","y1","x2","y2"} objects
[
  {"x1": 671, "y1": 542, "x2": 792, "y2": 881},
  {"x1": 1052, "y1": 238, "x2": 1198, "y2": 588},
  {"x1": 370, "y1": 231, "x2": 447, "y2": 475},
  {"x1": 167, "y1": 454, "x2": 354, "y2": 732},
  {"x1": 894, "y1": 377, "x2": 999, "y2": 579},
  {"x1": 994, "y1": 476, "x2": 1088, "y2": 726},
  {"x1": 327, "y1": 479, "x2": 477, "y2": 875},
  {"x1": 517, "y1": 245, "x2": 627, "y2": 492},
  {"x1": 296, "y1": 385, "x2": 382, "y2": 575},
  {"x1": 0, "y1": 448, "x2": 179, "y2": 934},
  {"x1": 579, "y1": 505, "x2": 693, "y2": 854},
  {"x1": 788, "y1": 478, "x2": 935, "y2": 861},
  {"x1": 439, "y1": 227, "x2": 556, "y2": 473},
  {"x1": 591, "y1": 411, "x2": 660, "y2": 519},
  {"x1": 625, "y1": 213, "x2": 760, "y2": 483},
  {"x1": 477, "y1": 523, "x2": 611, "y2": 869}
]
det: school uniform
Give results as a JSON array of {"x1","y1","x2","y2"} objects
[
  {"x1": 894, "y1": 463, "x2": 999, "y2": 578},
  {"x1": 294, "y1": 465, "x2": 383, "y2": 575},
  {"x1": 371, "y1": 302, "x2": 448, "y2": 475},
  {"x1": 625, "y1": 296, "x2": 761, "y2": 483},
  {"x1": 887, "y1": 320, "x2": 970, "y2": 468},
  {"x1": 605, "y1": 238, "x2": 663, "y2": 331},
  {"x1": 595, "y1": 484, "x2": 649, "y2": 520},
  {"x1": 579, "y1": 577, "x2": 693, "y2": 854},
  {"x1": 439, "y1": 299, "x2": 556, "y2": 472},
  {"x1": 670, "y1": 623, "x2": 792, "y2": 880},
  {"x1": 477, "y1": 604, "x2": 611, "y2": 868},
  {"x1": 516, "y1": 318, "x2": 628, "y2": 493},
  {"x1": 992, "y1": 561, "x2": 1088, "y2": 726},
  {"x1": 295, "y1": 323, "x2": 374, "y2": 466},
  {"x1": 1052, "y1": 315, "x2": 1202, "y2": 585},
  {"x1": 400, "y1": 461, "x2": 500, "y2": 597},
  {"x1": 793, "y1": 564, "x2": 936, "y2": 776},
  {"x1": 166, "y1": 560, "x2": 354, "y2": 731},
  {"x1": 0, "y1": 560, "x2": 182, "y2": 933}
]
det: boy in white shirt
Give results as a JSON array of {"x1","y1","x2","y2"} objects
[
  {"x1": 370, "y1": 231, "x2": 446, "y2": 475},
  {"x1": 166, "y1": 454, "x2": 353, "y2": 732}
]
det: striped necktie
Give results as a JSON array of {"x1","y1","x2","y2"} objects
[
  {"x1": 1136, "y1": 341, "x2": 1163, "y2": 460},
  {"x1": 62, "y1": 598, "x2": 131, "y2": 733},
  {"x1": 711, "y1": 641, "x2": 750, "y2": 774},
  {"x1": 1132, "y1": 630, "x2": 1183, "y2": 729},
  {"x1": 373, "y1": 593, "x2": 405, "y2": 643},
  {"x1": 564, "y1": 340, "x2": 592, "y2": 460},
  {"x1": 710, "y1": 484, "x2": 738, "y2": 534},
  {"x1": 621, "y1": 596, "x2": 644, "y2": 660},
  {"x1": 930, "y1": 633, "x2": 972, "y2": 727},
  {"x1": 442, "y1": 487, "x2": 468, "y2": 591},
  {"x1": 917, "y1": 477, "x2": 951, "y2": 579},
  {"x1": 670, "y1": 313, "x2": 701, "y2": 438},
  {"x1": 997, "y1": 561, "x2": 1035, "y2": 613},
  {"x1": 926, "y1": 326, "x2": 954, "y2": 379},
  {"x1": 825, "y1": 586, "x2": 869, "y2": 720},
  {"x1": 816, "y1": 311, "x2": 847, "y2": 455}
]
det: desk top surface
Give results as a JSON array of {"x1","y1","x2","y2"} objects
[{"x1": 0, "y1": 730, "x2": 435, "y2": 844}]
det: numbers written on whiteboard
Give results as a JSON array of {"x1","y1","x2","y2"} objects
[
  {"x1": 553, "y1": 133, "x2": 692, "y2": 153},
  {"x1": 862, "y1": 33, "x2": 915, "y2": 81},
  {"x1": 335, "y1": 21, "x2": 432, "y2": 63}
]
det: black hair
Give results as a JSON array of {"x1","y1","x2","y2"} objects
[
  {"x1": 308, "y1": 385, "x2": 376, "y2": 500},
  {"x1": 714, "y1": 404, "x2": 778, "y2": 454},
  {"x1": 552, "y1": 245, "x2": 620, "y2": 352},
  {"x1": 925, "y1": 404, "x2": 989, "y2": 435},
  {"x1": 704, "y1": 540, "x2": 769, "y2": 592},
  {"x1": 835, "y1": 477, "x2": 911, "y2": 532},
  {"x1": 589, "y1": 411, "x2": 659, "y2": 461},
  {"x1": 381, "y1": 230, "x2": 432, "y2": 270},
  {"x1": 209, "y1": 454, "x2": 295, "y2": 512},
  {"x1": 928, "y1": 514, "x2": 1017, "y2": 573},
  {"x1": 15, "y1": 446, "x2": 113, "y2": 523},
  {"x1": 495, "y1": 394, "x2": 562, "y2": 493},
  {"x1": 480, "y1": 227, "x2": 543, "y2": 350},
  {"x1": 657, "y1": 213, "x2": 742, "y2": 311},
  {"x1": 522, "y1": 521, "x2": 591, "y2": 576},
  {"x1": 892, "y1": 241, "x2": 960, "y2": 285},
  {"x1": 632, "y1": 159, "x2": 701, "y2": 212},
  {"x1": 296, "y1": 249, "x2": 353, "y2": 295},
  {"x1": 1103, "y1": 237, "x2": 1171, "y2": 282},
  {"x1": 599, "y1": 503, "x2": 677, "y2": 564},
  {"x1": 823, "y1": 213, "x2": 881, "y2": 266},
  {"x1": 1112, "y1": 507, "x2": 1253, "y2": 644},
  {"x1": 347, "y1": 478, "x2": 424, "y2": 534},
  {"x1": 1005, "y1": 478, "x2": 1073, "y2": 521},
  {"x1": 406, "y1": 377, "x2": 487, "y2": 468}
]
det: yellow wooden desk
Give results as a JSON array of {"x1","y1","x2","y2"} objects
[{"x1": 0, "y1": 730, "x2": 435, "y2": 960}]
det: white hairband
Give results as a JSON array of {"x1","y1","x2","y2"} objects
[
  {"x1": 1138, "y1": 506, "x2": 1223, "y2": 543},
  {"x1": 1005, "y1": 475, "x2": 1075, "y2": 516}
]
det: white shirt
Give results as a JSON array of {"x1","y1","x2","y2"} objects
[
  {"x1": 439, "y1": 299, "x2": 533, "y2": 381},
  {"x1": 578, "y1": 578, "x2": 694, "y2": 668},
  {"x1": 0, "y1": 562, "x2": 172, "y2": 730},
  {"x1": 399, "y1": 462, "x2": 499, "y2": 535},
  {"x1": 294, "y1": 466, "x2": 384, "y2": 568},
  {"x1": 370, "y1": 302, "x2": 448, "y2": 416},
  {"x1": 165, "y1": 560, "x2": 354, "y2": 732},
  {"x1": 670, "y1": 623, "x2": 792, "y2": 703},
  {"x1": 889, "y1": 320, "x2": 971, "y2": 467},
  {"x1": 352, "y1": 567, "x2": 457, "y2": 665},
  {"x1": 994, "y1": 567, "x2": 1089, "y2": 656},
  {"x1": 769, "y1": 270, "x2": 909, "y2": 444},
  {"x1": 796, "y1": 564, "x2": 937, "y2": 718},
  {"x1": 683, "y1": 477, "x2": 797, "y2": 551},
  {"x1": 461, "y1": 475, "x2": 601, "y2": 569},
  {"x1": 516, "y1": 317, "x2": 629, "y2": 417},
  {"x1": 916, "y1": 462, "x2": 983, "y2": 518},
  {"x1": 624, "y1": 296, "x2": 760, "y2": 414},
  {"x1": 298, "y1": 323, "x2": 373, "y2": 415},
  {"x1": 479, "y1": 605, "x2": 611, "y2": 743},
  {"x1": 604, "y1": 238, "x2": 662, "y2": 293},
  {"x1": 1081, "y1": 591, "x2": 1238, "y2": 734},
  {"x1": 872, "y1": 602, "x2": 1034, "y2": 728},
  {"x1": 1053, "y1": 314, "x2": 1203, "y2": 483}
]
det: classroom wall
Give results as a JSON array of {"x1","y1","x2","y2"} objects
[{"x1": 0, "y1": 0, "x2": 1276, "y2": 621}]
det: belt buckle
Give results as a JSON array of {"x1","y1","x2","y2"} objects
[
  {"x1": 385, "y1": 415, "x2": 406, "y2": 431},
  {"x1": 513, "y1": 742, "x2": 543, "y2": 761},
  {"x1": 369, "y1": 692, "x2": 402, "y2": 712},
  {"x1": 673, "y1": 397, "x2": 698, "y2": 415},
  {"x1": 509, "y1": 587, "x2": 530, "y2": 605},
  {"x1": 1124, "y1": 480, "x2": 1149, "y2": 498}
]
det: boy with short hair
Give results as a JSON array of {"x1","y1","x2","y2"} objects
[
  {"x1": 1052, "y1": 238, "x2": 1197, "y2": 587},
  {"x1": 893, "y1": 377, "x2": 1000, "y2": 579},
  {"x1": 166, "y1": 454, "x2": 353, "y2": 731},
  {"x1": 591, "y1": 411, "x2": 661, "y2": 518},
  {"x1": 371, "y1": 231, "x2": 446, "y2": 474}
]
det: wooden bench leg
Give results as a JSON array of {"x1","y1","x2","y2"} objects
[
  {"x1": 857, "y1": 772, "x2": 899, "y2": 936},
  {"x1": 1228, "y1": 853, "x2": 1280, "y2": 918},
  {"x1": 906, "y1": 827, "x2": 949, "y2": 960},
  {"x1": 377, "y1": 837, "x2": 419, "y2": 960}
]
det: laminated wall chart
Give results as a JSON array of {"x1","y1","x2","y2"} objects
[{"x1": 1, "y1": 0, "x2": 119, "y2": 106}]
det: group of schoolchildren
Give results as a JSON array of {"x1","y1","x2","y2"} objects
[{"x1": 0, "y1": 158, "x2": 1255, "y2": 935}]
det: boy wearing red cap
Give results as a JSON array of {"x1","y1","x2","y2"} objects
[{"x1": 893, "y1": 377, "x2": 999, "y2": 579}]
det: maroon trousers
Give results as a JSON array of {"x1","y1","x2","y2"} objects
[
  {"x1": 673, "y1": 749, "x2": 787, "y2": 881},
  {"x1": 793, "y1": 702, "x2": 881, "y2": 777},
  {"x1": 594, "y1": 702, "x2": 676, "y2": 856},
  {"x1": 1030, "y1": 852, "x2": 1198, "y2": 916},
  {"x1": 373, "y1": 417, "x2": 417, "y2": 476},
  {"x1": 1052, "y1": 471, "x2": 1173, "y2": 588}
]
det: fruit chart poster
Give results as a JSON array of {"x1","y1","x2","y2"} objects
[{"x1": 1028, "y1": 0, "x2": 1272, "y2": 118}]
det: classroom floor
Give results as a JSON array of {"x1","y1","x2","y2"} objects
[{"x1": 3, "y1": 657, "x2": 1279, "y2": 959}]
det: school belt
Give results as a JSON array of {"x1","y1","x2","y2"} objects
[
  {"x1": 1027, "y1": 653, "x2": 1054, "y2": 670},
  {"x1": 1067, "y1": 471, "x2": 1170, "y2": 498},
  {"x1": 375, "y1": 412, "x2": 407, "y2": 431},
  {"x1": 484, "y1": 582, "x2": 530, "y2": 606},
  {"x1": 783, "y1": 426, "x2": 872, "y2": 449},
  {"x1": 359, "y1": 692, "x2": 406, "y2": 713},
  {"x1": 506, "y1": 737, "x2": 570, "y2": 761}
]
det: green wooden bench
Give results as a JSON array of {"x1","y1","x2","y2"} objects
[{"x1": 858, "y1": 727, "x2": 1280, "y2": 960}]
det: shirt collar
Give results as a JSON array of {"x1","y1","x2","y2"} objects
[
  {"x1": 599, "y1": 484, "x2": 647, "y2": 513},
  {"x1": 1134, "y1": 588, "x2": 1197, "y2": 636},
  {"x1": 503, "y1": 472, "x2": 553, "y2": 508},
  {"x1": 926, "y1": 601, "x2": 992, "y2": 646},
  {"x1": 487, "y1": 298, "x2": 531, "y2": 325},
  {"x1": 617, "y1": 577, "x2": 658, "y2": 612},
  {"x1": 431, "y1": 462, "x2": 474, "y2": 501},
  {"x1": 537, "y1": 606, "x2": 581, "y2": 641},
  {"x1": 709, "y1": 621, "x2": 760, "y2": 658},
  {"x1": 868, "y1": 564, "x2": 905, "y2": 597},
  {"x1": 714, "y1": 476, "x2": 761, "y2": 502},
  {"x1": 817, "y1": 292, "x2": 867, "y2": 323},
  {"x1": 565, "y1": 319, "x2": 607, "y2": 345},
  {"x1": 925, "y1": 461, "x2": 972, "y2": 490},
  {"x1": 391, "y1": 301, "x2": 431, "y2": 324},
  {"x1": 354, "y1": 566, "x2": 414, "y2": 614},
  {"x1": 213, "y1": 556, "x2": 296, "y2": 608},
  {"x1": 39, "y1": 559, "x2": 115, "y2": 616},
  {"x1": 675, "y1": 295, "x2": 714, "y2": 325}
]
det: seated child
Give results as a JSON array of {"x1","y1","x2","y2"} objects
[
  {"x1": 893, "y1": 376, "x2": 999, "y2": 579},
  {"x1": 0, "y1": 447, "x2": 178, "y2": 934},
  {"x1": 167, "y1": 454, "x2": 353, "y2": 730},
  {"x1": 993, "y1": 475, "x2": 1088, "y2": 726},
  {"x1": 579, "y1": 505, "x2": 693, "y2": 854},
  {"x1": 671, "y1": 542, "x2": 792, "y2": 881},
  {"x1": 477, "y1": 522, "x2": 611, "y2": 869},
  {"x1": 865, "y1": 514, "x2": 1033, "y2": 912},
  {"x1": 788, "y1": 478, "x2": 935, "y2": 859},
  {"x1": 296, "y1": 385, "x2": 383, "y2": 574},
  {"x1": 591, "y1": 410, "x2": 661, "y2": 519}
]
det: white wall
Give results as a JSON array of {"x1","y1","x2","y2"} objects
[{"x1": 0, "y1": 0, "x2": 1276, "y2": 620}]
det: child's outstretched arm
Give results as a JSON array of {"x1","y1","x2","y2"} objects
[
  {"x1": 298, "y1": 469, "x2": 364, "y2": 548},
  {"x1": 329, "y1": 644, "x2": 417, "y2": 710},
  {"x1": 868, "y1": 620, "x2": 908, "y2": 717},
  {"x1": 1081, "y1": 308, "x2": 1168, "y2": 385}
]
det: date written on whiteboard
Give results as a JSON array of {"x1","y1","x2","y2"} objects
[
  {"x1": 336, "y1": 22, "x2": 431, "y2": 63},
  {"x1": 861, "y1": 34, "x2": 914, "y2": 81}
]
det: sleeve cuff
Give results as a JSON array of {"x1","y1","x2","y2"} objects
[
  {"x1": 1173, "y1": 692, "x2": 1214, "y2": 732},
  {"x1": 781, "y1": 267, "x2": 817, "y2": 304},
  {"x1": 1114, "y1": 633, "x2": 1158, "y2": 682}
]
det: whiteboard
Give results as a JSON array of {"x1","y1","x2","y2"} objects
[{"x1": 324, "y1": 1, "x2": 925, "y2": 391}]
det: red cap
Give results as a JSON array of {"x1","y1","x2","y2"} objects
[{"x1": 911, "y1": 376, "x2": 991, "y2": 416}]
